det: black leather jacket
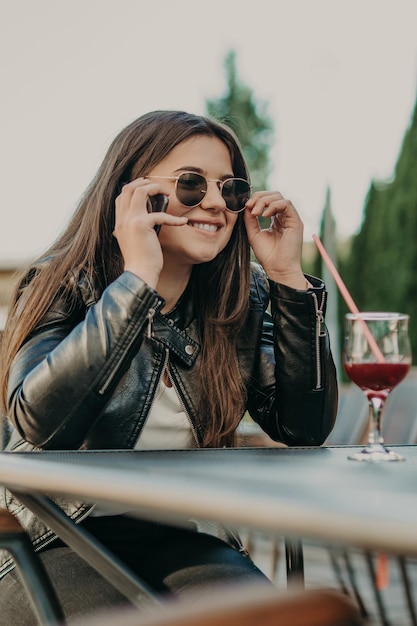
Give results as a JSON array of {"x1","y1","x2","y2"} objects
[{"x1": 0, "y1": 264, "x2": 338, "y2": 575}]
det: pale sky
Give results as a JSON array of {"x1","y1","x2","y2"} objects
[{"x1": 1, "y1": 0, "x2": 417, "y2": 264}]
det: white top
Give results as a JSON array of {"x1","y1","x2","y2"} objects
[
  {"x1": 135, "y1": 379, "x2": 196, "y2": 450},
  {"x1": 91, "y1": 378, "x2": 196, "y2": 517}
]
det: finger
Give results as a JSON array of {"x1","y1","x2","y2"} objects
[
  {"x1": 270, "y1": 212, "x2": 287, "y2": 232},
  {"x1": 248, "y1": 195, "x2": 292, "y2": 219},
  {"x1": 114, "y1": 209, "x2": 187, "y2": 239},
  {"x1": 262, "y1": 196, "x2": 294, "y2": 214},
  {"x1": 116, "y1": 177, "x2": 146, "y2": 199},
  {"x1": 117, "y1": 179, "x2": 164, "y2": 209},
  {"x1": 263, "y1": 202, "x2": 303, "y2": 228},
  {"x1": 243, "y1": 207, "x2": 262, "y2": 242},
  {"x1": 152, "y1": 214, "x2": 188, "y2": 229},
  {"x1": 245, "y1": 191, "x2": 283, "y2": 214}
]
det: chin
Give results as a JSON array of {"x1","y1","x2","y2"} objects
[
  {"x1": 195, "y1": 248, "x2": 226, "y2": 264},
  {"x1": 162, "y1": 238, "x2": 229, "y2": 266}
]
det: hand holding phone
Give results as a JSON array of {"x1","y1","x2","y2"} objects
[{"x1": 147, "y1": 194, "x2": 169, "y2": 234}]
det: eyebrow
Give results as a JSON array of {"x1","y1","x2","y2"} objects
[{"x1": 172, "y1": 166, "x2": 235, "y2": 181}]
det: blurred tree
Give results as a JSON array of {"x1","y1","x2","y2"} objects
[
  {"x1": 205, "y1": 50, "x2": 274, "y2": 193},
  {"x1": 318, "y1": 187, "x2": 342, "y2": 378},
  {"x1": 343, "y1": 94, "x2": 417, "y2": 357}
]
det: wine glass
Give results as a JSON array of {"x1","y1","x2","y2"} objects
[{"x1": 342, "y1": 312, "x2": 412, "y2": 462}]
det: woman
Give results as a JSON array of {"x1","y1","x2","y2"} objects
[{"x1": 0, "y1": 110, "x2": 338, "y2": 622}]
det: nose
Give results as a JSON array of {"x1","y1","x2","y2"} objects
[{"x1": 199, "y1": 181, "x2": 226, "y2": 211}]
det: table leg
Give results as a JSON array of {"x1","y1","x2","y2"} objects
[
  {"x1": 0, "y1": 509, "x2": 65, "y2": 625},
  {"x1": 285, "y1": 538, "x2": 304, "y2": 587}
]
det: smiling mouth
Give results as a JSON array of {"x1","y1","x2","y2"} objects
[{"x1": 189, "y1": 222, "x2": 220, "y2": 232}]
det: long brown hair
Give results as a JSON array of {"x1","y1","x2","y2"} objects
[{"x1": 0, "y1": 111, "x2": 252, "y2": 447}]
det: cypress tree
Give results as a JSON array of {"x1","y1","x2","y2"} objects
[
  {"x1": 205, "y1": 50, "x2": 274, "y2": 193},
  {"x1": 344, "y1": 93, "x2": 417, "y2": 355}
]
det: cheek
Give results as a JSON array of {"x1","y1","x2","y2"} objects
[
  {"x1": 225, "y1": 215, "x2": 239, "y2": 236},
  {"x1": 165, "y1": 197, "x2": 184, "y2": 217},
  {"x1": 158, "y1": 225, "x2": 180, "y2": 248}
]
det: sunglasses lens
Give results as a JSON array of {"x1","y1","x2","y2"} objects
[
  {"x1": 222, "y1": 179, "x2": 251, "y2": 212},
  {"x1": 176, "y1": 173, "x2": 206, "y2": 206},
  {"x1": 175, "y1": 173, "x2": 250, "y2": 211}
]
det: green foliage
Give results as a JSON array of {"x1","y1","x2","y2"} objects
[
  {"x1": 343, "y1": 95, "x2": 417, "y2": 358},
  {"x1": 205, "y1": 50, "x2": 274, "y2": 192}
]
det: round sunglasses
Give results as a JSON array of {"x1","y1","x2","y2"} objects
[{"x1": 146, "y1": 172, "x2": 251, "y2": 213}]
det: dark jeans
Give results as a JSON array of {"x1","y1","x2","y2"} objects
[{"x1": 0, "y1": 515, "x2": 271, "y2": 625}]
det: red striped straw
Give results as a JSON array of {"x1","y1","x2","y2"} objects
[
  {"x1": 314, "y1": 234, "x2": 388, "y2": 582},
  {"x1": 312, "y1": 234, "x2": 385, "y2": 363}
]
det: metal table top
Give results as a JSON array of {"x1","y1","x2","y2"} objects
[{"x1": 1, "y1": 445, "x2": 416, "y2": 554}]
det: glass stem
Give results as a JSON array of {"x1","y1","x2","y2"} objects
[{"x1": 367, "y1": 397, "x2": 385, "y2": 447}]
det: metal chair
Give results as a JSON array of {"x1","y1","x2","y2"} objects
[{"x1": 0, "y1": 508, "x2": 65, "y2": 625}]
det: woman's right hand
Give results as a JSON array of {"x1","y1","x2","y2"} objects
[{"x1": 113, "y1": 178, "x2": 187, "y2": 288}]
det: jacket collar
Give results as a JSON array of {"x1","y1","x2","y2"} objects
[
  {"x1": 153, "y1": 313, "x2": 200, "y2": 366},
  {"x1": 153, "y1": 280, "x2": 200, "y2": 367},
  {"x1": 77, "y1": 269, "x2": 200, "y2": 366}
]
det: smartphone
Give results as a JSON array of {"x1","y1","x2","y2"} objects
[
  {"x1": 147, "y1": 193, "x2": 169, "y2": 214},
  {"x1": 147, "y1": 193, "x2": 168, "y2": 235}
]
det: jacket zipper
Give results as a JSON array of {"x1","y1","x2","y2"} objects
[
  {"x1": 311, "y1": 291, "x2": 326, "y2": 389},
  {"x1": 145, "y1": 348, "x2": 170, "y2": 422},
  {"x1": 146, "y1": 307, "x2": 157, "y2": 339},
  {"x1": 224, "y1": 527, "x2": 250, "y2": 557},
  {"x1": 167, "y1": 364, "x2": 200, "y2": 447},
  {"x1": 99, "y1": 302, "x2": 161, "y2": 396}
]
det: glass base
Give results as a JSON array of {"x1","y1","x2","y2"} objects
[{"x1": 348, "y1": 444, "x2": 405, "y2": 462}]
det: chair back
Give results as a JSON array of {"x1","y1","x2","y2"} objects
[
  {"x1": 325, "y1": 384, "x2": 368, "y2": 445},
  {"x1": 382, "y1": 370, "x2": 417, "y2": 444},
  {"x1": 73, "y1": 584, "x2": 364, "y2": 626}
]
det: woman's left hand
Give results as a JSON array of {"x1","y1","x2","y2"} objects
[{"x1": 244, "y1": 191, "x2": 307, "y2": 289}]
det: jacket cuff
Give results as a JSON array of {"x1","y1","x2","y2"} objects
[
  {"x1": 268, "y1": 274, "x2": 325, "y2": 301},
  {"x1": 118, "y1": 271, "x2": 165, "y2": 310}
]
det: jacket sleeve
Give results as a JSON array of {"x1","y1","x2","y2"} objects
[
  {"x1": 246, "y1": 272, "x2": 338, "y2": 446},
  {"x1": 6, "y1": 271, "x2": 163, "y2": 449}
]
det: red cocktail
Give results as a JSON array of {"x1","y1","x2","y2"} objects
[
  {"x1": 343, "y1": 362, "x2": 410, "y2": 398},
  {"x1": 343, "y1": 313, "x2": 412, "y2": 462}
]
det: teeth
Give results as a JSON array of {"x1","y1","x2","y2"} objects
[{"x1": 190, "y1": 222, "x2": 218, "y2": 232}]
